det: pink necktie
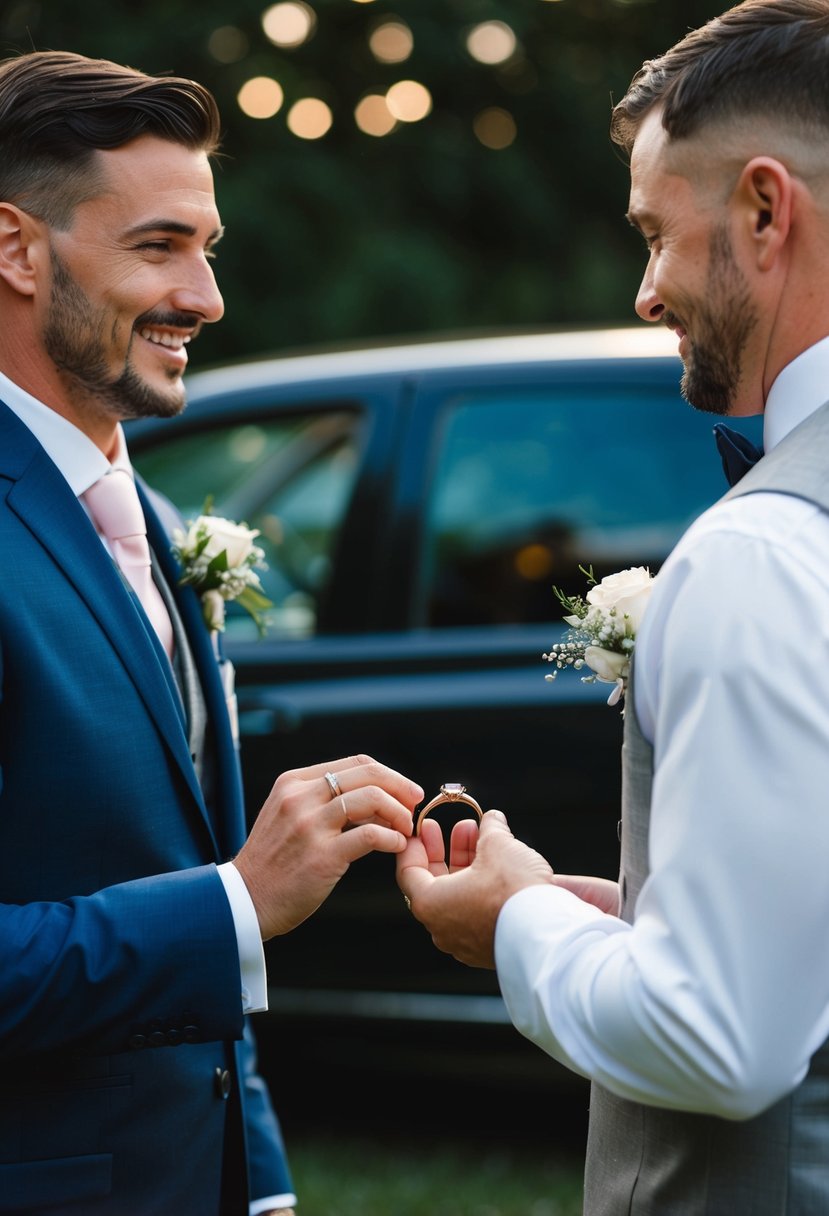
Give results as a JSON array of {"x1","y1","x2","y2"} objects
[{"x1": 83, "y1": 469, "x2": 175, "y2": 660}]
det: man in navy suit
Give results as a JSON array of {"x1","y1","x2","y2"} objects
[{"x1": 0, "y1": 50, "x2": 423, "y2": 1215}]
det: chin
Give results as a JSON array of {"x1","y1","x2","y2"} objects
[{"x1": 112, "y1": 373, "x2": 188, "y2": 422}]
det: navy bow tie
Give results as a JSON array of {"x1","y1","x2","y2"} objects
[{"x1": 713, "y1": 423, "x2": 764, "y2": 487}]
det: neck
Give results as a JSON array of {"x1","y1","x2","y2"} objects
[{"x1": 0, "y1": 350, "x2": 120, "y2": 457}]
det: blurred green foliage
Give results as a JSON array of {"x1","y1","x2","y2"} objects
[
  {"x1": 287, "y1": 1133, "x2": 585, "y2": 1215},
  {"x1": 1, "y1": 0, "x2": 724, "y2": 365}
]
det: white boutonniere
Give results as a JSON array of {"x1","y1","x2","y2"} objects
[
  {"x1": 544, "y1": 565, "x2": 654, "y2": 706},
  {"x1": 171, "y1": 500, "x2": 273, "y2": 636}
]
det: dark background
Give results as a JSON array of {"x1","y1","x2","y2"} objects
[{"x1": 2, "y1": 0, "x2": 724, "y2": 366}]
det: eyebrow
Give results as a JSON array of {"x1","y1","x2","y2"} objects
[{"x1": 123, "y1": 220, "x2": 225, "y2": 246}]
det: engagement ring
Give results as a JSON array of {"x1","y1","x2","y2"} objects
[{"x1": 415, "y1": 783, "x2": 483, "y2": 835}]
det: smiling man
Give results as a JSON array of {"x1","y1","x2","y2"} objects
[
  {"x1": 15, "y1": 130, "x2": 225, "y2": 441},
  {"x1": 397, "y1": 2, "x2": 829, "y2": 1212},
  {"x1": 0, "y1": 50, "x2": 423, "y2": 1216}
]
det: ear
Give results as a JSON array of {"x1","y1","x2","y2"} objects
[
  {"x1": 733, "y1": 157, "x2": 792, "y2": 272},
  {"x1": 0, "y1": 203, "x2": 46, "y2": 296}
]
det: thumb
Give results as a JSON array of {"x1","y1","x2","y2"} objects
[{"x1": 478, "y1": 808, "x2": 513, "y2": 839}]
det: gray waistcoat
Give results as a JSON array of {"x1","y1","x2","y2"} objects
[{"x1": 584, "y1": 401, "x2": 829, "y2": 1215}]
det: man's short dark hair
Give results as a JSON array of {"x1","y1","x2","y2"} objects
[
  {"x1": 0, "y1": 50, "x2": 222, "y2": 228},
  {"x1": 611, "y1": 0, "x2": 829, "y2": 157}
]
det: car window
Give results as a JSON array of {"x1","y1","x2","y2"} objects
[
  {"x1": 423, "y1": 384, "x2": 758, "y2": 628},
  {"x1": 133, "y1": 411, "x2": 362, "y2": 639}
]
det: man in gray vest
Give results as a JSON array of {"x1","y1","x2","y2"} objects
[{"x1": 397, "y1": 1, "x2": 829, "y2": 1211}]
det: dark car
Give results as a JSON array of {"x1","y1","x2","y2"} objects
[{"x1": 128, "y1": 327, "x2": 762, "y2": 1132}]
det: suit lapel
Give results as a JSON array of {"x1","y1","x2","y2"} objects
[
  {"x1": 140, "y1": 481, "x2": 246, "y2": 854},
  {"x1": 1, "y1": 402, "x2": 217, "y2": 848}
]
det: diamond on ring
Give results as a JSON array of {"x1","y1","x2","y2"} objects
[{"x1": 324, "y1": 771, "x2": 342, "y2": 799}]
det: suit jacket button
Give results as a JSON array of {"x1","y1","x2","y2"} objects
[
  {"x1": 129, "y1": 1033, "x2": 147, "y2": 1050},
  {"x1": 166, "y1": 1029, "x2": 183, "y2": 1046},
  {"x1": 183, "y1": 1025, "x2": 201, "y2": 1044},
  {"x1": 215, "y1": 1068, "x2": 232, "y2": 1100},
  {"x1": 149, "y1": 1031, "x2": 167, "y2": 1048}
]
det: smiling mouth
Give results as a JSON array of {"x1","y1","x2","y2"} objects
[{"x1": 138, "y1": 328, "x2": 192, "y2": 351}]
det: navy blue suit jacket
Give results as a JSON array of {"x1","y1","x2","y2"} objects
[{"x1": 0, "y1": 399, "x2": 292, "y2": 1214}]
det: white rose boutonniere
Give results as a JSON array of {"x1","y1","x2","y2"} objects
[
  {"x1": 171, "y1": 501, "x2": 273, "y2": 636},
  {"x1": 543, "y1": 564, "x2": 654, "y2": 706}
]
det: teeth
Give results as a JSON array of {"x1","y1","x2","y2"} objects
[{"x1": 139, "y1": 328, "x2": 191, "y2": 349}]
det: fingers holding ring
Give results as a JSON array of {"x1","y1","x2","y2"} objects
[{"x1": 324, "y1": 771, "x2": 342, "y2": 799}]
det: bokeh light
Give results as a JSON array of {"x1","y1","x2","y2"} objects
[
  {"x1": 369, "y1": 20, "x2": 414, "y2": 64},
  {"x1": 354, "y1": 94, "x2": 398, "y2": 136},
  {"x1": 466, "y1": 21, "x2": 517, "y2": 66},
  {"x1": 262, "y1": 2, "x2": 317, "y2": 48},
  {"x1": 473, "y1": 106, "x2": 517, "y2": 149},
  {"x1": 287, "y1": 97, "x2": 333, "y2": 139},
  {"x1": 237, "y1": 76, "x2": 285, "y2": 119},
  {"x1": 385, "y1": 80, "x2": 432, "y2": 123},
  {"x1": 514, "y1": 543, "x2": 554, "y2": 581}
]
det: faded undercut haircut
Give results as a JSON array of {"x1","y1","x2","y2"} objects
[
  {"x1": 0, "y1": 50, "x2": 222, "y2": 229},
  {"x1": 610, "y1": 0, "x2": 829, "y2": 158}
]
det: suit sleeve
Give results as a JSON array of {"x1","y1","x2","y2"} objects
[
  {"x1": 240, "y1": 1019, "x2": 297, "y2": 1207},
  {"x1": 0, "y1": 864, "x2": 245, "y2": 1059}
]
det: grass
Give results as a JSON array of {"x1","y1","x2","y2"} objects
[{"x1": 286, "y1": 1134, "x2": 585, "y2": 1216}]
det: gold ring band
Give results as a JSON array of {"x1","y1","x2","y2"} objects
[{"x1": 415, "y1": 783, "x2": 483, "y2": 835}]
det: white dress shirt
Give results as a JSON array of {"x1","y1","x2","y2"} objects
[
  {"x1": 0, "y1": 371, "x2": 268, "y2": 1016},
  {"x1": 495, "y1": 336, "x2": 829, "y2": 1120}
]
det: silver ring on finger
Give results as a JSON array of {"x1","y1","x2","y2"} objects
[
  {"x1": 339, "y1": 793, "x2": 349, "y2": 823},
  {"x1": 324, "y1": 771, "x2": 342, "y2": 799}
]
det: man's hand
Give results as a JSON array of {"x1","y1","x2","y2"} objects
[
  {"x1": 234, "y1": 755, "x2": 423, "y2": 940},
  {"x1": 396, "y1": 809, "x2": 555, "y2": 968},
  {"x1": 549, "y1": 873, "x2": 621, "y2": 915}
]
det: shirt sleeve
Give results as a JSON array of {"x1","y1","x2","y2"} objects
[
  {"x1": 496, "y1": 493, "x2": 829, "y2": 1119},
  {"x1": 217, "y1": 861, "x2": 268, "y2": 1014},
  {"x1": 249, "y1": 1194, "x2": 297, "y2": 1215}
]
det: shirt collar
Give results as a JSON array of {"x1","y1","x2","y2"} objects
[
  {"x1": 763, "y1": 335, "x2": 829, "y2": 453},
  {"x1": 0, "y1": 368, "x2": 129, "y2": 496}
]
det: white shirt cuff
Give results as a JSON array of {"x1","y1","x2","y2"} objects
[
  {"x1": 217, "y1": 861, "x2": 268, "y2": 1013},
  {"x1": 249, "y1": 1194, "x2": 297, "y2": 1215}
]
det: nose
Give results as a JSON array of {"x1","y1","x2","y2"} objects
[
  {"x1": 170, "y1": 256, "x2": 224, "y2": 324},
  {"x1": 634, "y1": 261, "x2": 664, "y2": 324}
]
